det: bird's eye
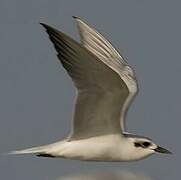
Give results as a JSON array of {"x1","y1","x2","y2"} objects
[
  {"x1": 142, "y1": 142, "x2": 151, "y2": 148},
  {"x1": 134, "y1": 142, "x2": 142, "y2": 147}
]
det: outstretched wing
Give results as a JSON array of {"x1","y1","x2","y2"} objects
[
  {"x1": 73, "y1": 16, "x2": 127, "y2": 69},
  {"x1": 73, "y1": 17, "x2": 138, "y2": 132},
  {"x1": 40, "y1": 19, "x2": 137, "y2": 140}
]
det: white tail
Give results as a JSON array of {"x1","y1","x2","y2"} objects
[
  {"x1": 6, "y1": 140, "x2": 66, "y2": 157},
  {"x1": 8, "y1": 145, "x2": 48, "y2": 155}
]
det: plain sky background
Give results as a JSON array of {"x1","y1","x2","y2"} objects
[{"x1": 0, "y1": 0, "x2": 180, "y2": 179}]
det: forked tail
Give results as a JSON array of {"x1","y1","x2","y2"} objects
[
  {"x1": 6, "y1": 140, "x2": 66, "y2": 157},
  {"x1": 7, "y1": 145, "x2": 50, "y2": 156}
]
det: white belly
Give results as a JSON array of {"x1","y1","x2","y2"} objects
[
  {"x1": 49, "y1": 134, "x2": 126, "y2": 161},
  {"x1": 46, "y1": 134, "x2": 153, "y2": 162}
]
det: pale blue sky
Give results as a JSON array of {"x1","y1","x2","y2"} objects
[{"x1": 0, "y1": 0, "x2": 179, "y2": 179}]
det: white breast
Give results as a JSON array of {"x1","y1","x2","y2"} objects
[{"x1": 48, "y1": 134, "x2": 127, "y2": 161}]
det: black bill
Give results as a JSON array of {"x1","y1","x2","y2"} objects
[{"x1": 154, "y1": 146, "x2": 172, "y2": 154}]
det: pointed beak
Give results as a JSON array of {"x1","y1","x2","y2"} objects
[{"x1": 154, "y1": 146, "x2": 172, "y2": 154}]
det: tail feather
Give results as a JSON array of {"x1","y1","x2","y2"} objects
[
  {"x1": 8, "y1": 145, "x2": 47, "y2": 155},
  {"x1": 6, "y1": 140, "x2": 66, "y2": 157}
]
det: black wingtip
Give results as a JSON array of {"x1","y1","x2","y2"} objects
[
  {"x1": 39, "y1": 23, "x2": 55, "y2": 33},
  {"x1": 40, "y1": 22, "x2": 48, "y2": 29},
  {"x1": 72, "y1": 16, "x2": 80, "y2": 20}
]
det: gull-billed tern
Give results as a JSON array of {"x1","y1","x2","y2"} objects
[{"x1": 9, "y1": 17, "x2": 172, "y2": 162}]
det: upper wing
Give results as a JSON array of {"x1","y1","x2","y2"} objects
[
  {"x1": 73, "y1": 17, "x2": 138, "y2": 132},
  {"x1": 73, "y1": 16, "x2": 127, "y2": 70},
  {"x1": 40, "y1": 19, "x2": 138, "y2": 140}
]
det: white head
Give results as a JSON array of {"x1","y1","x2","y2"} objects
[{"x1": 123, "y1": 136, "x2": 172, "y2": 161}]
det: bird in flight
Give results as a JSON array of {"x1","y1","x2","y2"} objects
[{"x1": 10, "y1": 17, "x2": 171, "y2": 161}]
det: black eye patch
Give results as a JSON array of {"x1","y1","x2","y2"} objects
[
  {"x1": 142, "y1": 142, "x2": 151, "y2": 148},
  {"x1": 134, "y1": 142, "x2": 151, "y2": 148},
  {"x1": 134, "y1": 142, "x2": 142, "y2": 147}
]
